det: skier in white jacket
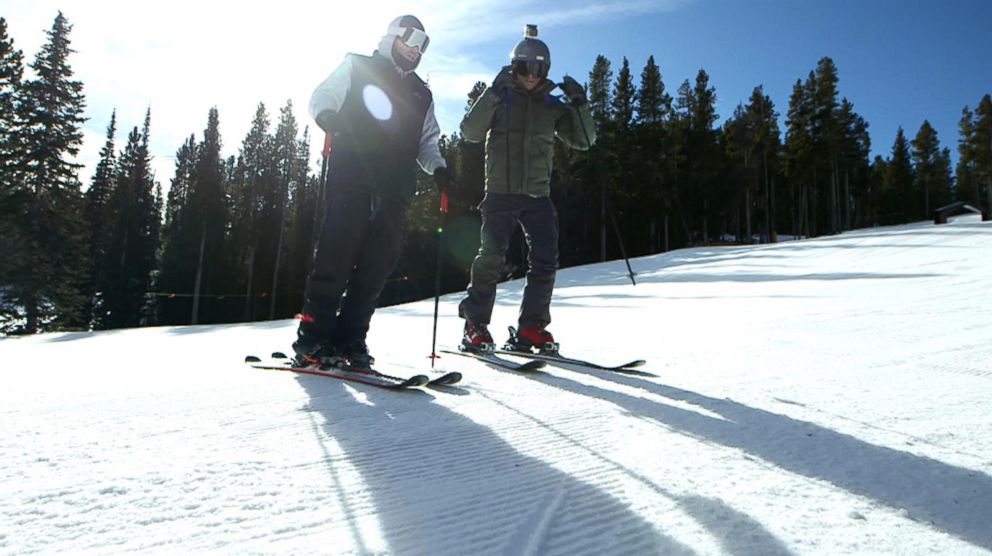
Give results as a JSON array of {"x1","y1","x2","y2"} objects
[{"x1": 295, "y1": 15, "x2": 451, "y2": 369}]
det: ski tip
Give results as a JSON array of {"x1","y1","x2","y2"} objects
[
  {"x1": 407, "y1": 375, "x2": 431, "y2": 387},
  {"x1": 272, "y1": 351, "x2": 288, "y2": 359},
  {"x1": 245, "y1": 355, "x2": 262, "y2": 363},
  {"x1": 519, "y1": 360, "x2": 547, "y2": 371},
  {"x1": 431, "y1": 372, "x2": 463, "y2": 386},
  {"x1": 624, "y1": 360, "x2": 647, "y2": 369}
]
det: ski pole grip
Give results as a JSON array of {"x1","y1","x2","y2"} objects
[{"x1": 322, "y1": 133, "x2": 333, "y2": 157}]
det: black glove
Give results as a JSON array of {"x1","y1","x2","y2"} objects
[
  {"x1": 558, "y1": 75, "x2": 587, "y2": 106},
  {"x1": 433, "y1": 166, "x2": 453, "y2": 194},
  {"x1": 314, "y1": 109, "x2": 340, "y2": 134},
  {"x1": 491, "y1": 65, "x2": 513, "y2": 92}
]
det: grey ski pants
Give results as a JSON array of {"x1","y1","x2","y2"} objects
[{"x1": 458, "y1": 193, "x2": 559, "y2": 328}]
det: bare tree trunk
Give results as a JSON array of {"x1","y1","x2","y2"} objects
[
  {"x1": 763, "y1": 149, "x2": 772, "y2": 243},
  {"x1": 244, "y1": 246, "x2": 255, "y2": 321},
  {"x1": 844, "y1": 169, "x2": 851, "y2": 230},
  {"x1": 649, "y1": 218, "x2": 657, "y2": 253},
  {"x1": 703, "y1": 200, "x2": 709, "y2": 244},
  {"x1": 664, "y1": 213, "x2": 669, "y2": 252},
  {"x1": 270, "y1": 203, "x2": 288, "y2": 320},
  {"x1": 600, "y1": 181, "x2": 607, "y2": 261},
  {"x1": 829, "y1": 164, "x2": 835, "y2": 233},
  {"x1": 986, "y1": 131, "x2": 992, "y2": 220},
  {"x1": 745, "y1": 188, "x2": 752, "y2": 243},
  {"x1": 191, "y1": 224, "x2": 206, "y2": 325}
]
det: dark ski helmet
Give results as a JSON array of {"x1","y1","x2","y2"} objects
[
  {"x1": 381, "y1": 15, "x2": 428, "y2": 71},
  {"x1": 510, "y1": 24, "x2": 550, "y2": 78}
]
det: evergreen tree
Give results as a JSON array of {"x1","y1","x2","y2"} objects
[
  {"x1": 722, "y1": 103, "x2": 755, "y2": 241},
  {"x1": 635, "y1": 55, "x2": 670, "y2": 125},
  {"x1": 881, "y1": 128, "x2": 914, "y2": 224},
  {"x1": 632, "y1": 55, "x2": 673, "y2": 253},
  {"x1": 157, "y1": 109, "x2": 228, "y2": 325},
  {"x1": 265, "y1": 100, "x2": 303, "y2": 318},
  {"x1": 587, "y1": 55, "x2": 613, "y2": 129},
  {"x1": 935, "y1": 147, "x2": 954, "y2": 211},
  {"x1": 162, "y1": 135, "x2": 196, "y2": 239},
  {"x1": 674, "y1": 69, "x2": 720, "y2": 243},
  {"x1": 99, "y1": 110, "x2": 160, "y2": 328},
  {"x1": 721, "y1": 86, "x2": 782, "y2": 244},
  {"x1": 911, "y1": 120, "x2": 951, "y2": 218},
  {"x1": 0, "y1": 17, "x2": 24, "y2": 176},
  {"x1": 811, "y1": 57, "x2": 842, "y2": 234},
  {"x1": 8, "y1": 12, "x2": 88, "y2": 332},
  {"x1": 971, "y1": 95, "x2": 992, "y2": 216},
  {"x1": 672, "y1": 78, "x2": 696, "y2": 242},
  {"x1": 605, "y1": 58, "x2": 637, "y2": 256},
  {"x1": 229, "y1": 103, "x2": 273, "y2": 321},
  {"x1": 0, "y1": 17, "x2": 26, "y2": 329},
  {"x1": 82, "y1": 111, "x2": 118, "y2": 326},
  {"x1": 746, "y1": 86, "x2": 782, "y2": 241},
  {"x1": 837, "y1": 99, "x2": 871, "y2": 229},
  {"x1": 867, "y1": 155, "x2": 887, "y2": 223},
  {"x1": 955, "y1": 106, "x2": 980, "y2": 205},
  {"x1": 585, "y1": 55, "x2": 614, "y2": 260},
  {"x1": 287, "y1": 125, "x2": 317, "y2": 314},
  {"x1": 611, "y1": 58, "x2": 635, "y2": 131},
  {"x1": 784, "y1": 77, "x2": 815, "y2": 236},
  {"x1": 189, "y1": 108, "x2": 228, "y2": 323}
]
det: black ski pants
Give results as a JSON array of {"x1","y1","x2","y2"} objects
[
  {"x1": 300, "y1": 185, "x2": 408, "y2": 346},
  {"x1": 458, "y1": 193, "x2": 559, "y2": 328}
]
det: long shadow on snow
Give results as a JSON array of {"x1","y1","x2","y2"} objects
[
  {"x1": 476, "y1": 387, "x2": 795, "y2": 556},
  {"x1": 292, "y1": 374, "x2": 690, "y2": 556},
  {"x1": 535, "y1": 367, "x2": 992, "y2": 551}
]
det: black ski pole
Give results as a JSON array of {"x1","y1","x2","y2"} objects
[
  {"x1": 311, "y1": 132, "x2": 333, "y2": 255},
  {"x1": 429, "y1": 190, "x2": 449, "y2": 367},
  {"x1": 573, "y1": 100, "x2": 637, "y2": 286}
]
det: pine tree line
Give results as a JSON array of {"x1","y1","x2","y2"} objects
[{"x1": 1, "y1": 14, "x2": 990, "y2": 334}]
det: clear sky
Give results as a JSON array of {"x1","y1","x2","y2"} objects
[{"x1": 2, "y1": 0, "x2": 990, "y2": 189}]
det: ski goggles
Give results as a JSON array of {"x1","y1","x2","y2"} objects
[
  {"x1": 394, "y1": 26, "x2": 430, "y2": 53},
  {"x1": 512, "y1": 60, "x2": 549, "y2": 79}
]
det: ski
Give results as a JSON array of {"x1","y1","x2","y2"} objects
[
  {"x1": 494, "y1": 350, "x2": 647, "y2": 372},
  {"x1": 250, "y1": 363, "x2": 429, "y2": 390},
  {"x1": 339, "y1": 364, "x2": 462, "y2": 387},
  {"x1": 246, "y1": 353, "x2": 462, "y2": 387},
  {"x1": 440, "y1": 348, "x2": 546, "y2": 372}
]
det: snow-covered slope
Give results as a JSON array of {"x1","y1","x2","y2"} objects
[{"x1": 2, "y1": 216, "x2": 991, "y2": 555}]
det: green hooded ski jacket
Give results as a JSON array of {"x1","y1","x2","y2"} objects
[{"x1": 460, "y1": 78, "x2": 596, "y2": 197}]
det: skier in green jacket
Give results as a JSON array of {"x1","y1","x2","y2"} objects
[{"x1": 458, "y1": 25, "x2": 595, "y2": 355}]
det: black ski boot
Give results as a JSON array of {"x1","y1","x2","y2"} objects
[
  {"x1": 340, "y1": 338, "x2": 375, "y2": 370},
  {"x1": 504, "y1": 325, "x2": 559, "y2": 355},
  {"x1": 293, "y1": 336, "x2": 341, "y2": 368},
  {"x1": 461, "y1": 320, "x2": 495, "y2": 354}
]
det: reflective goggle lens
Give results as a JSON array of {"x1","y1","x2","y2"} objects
[
  {"x1": 400, "y1": 27, "x2": 429, "y2": 52},
  {"x1": 512, "y1": 60, "x2": 548, "y2": 78}
]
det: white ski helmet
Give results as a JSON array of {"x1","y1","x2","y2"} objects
[{"x1": 379, "y1": 15, "x2": 429, "y2": 72}]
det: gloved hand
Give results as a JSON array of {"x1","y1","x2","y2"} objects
[
  {"x1": 433, "y1": 166, "x2": 453, "y2": 194},
  {"x1": 559, "y1": 75, "x2": 588, "y2": 106},
  {"x1": 491, "y1": 65, "x2": 513, "y2": 92},
  {"x1": 314, "y1": 109, "x2": 340, "y2": 134}
]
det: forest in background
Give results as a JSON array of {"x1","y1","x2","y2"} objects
[{"x1": 1, "y1": 13, "x2": 990, "y2": 334}]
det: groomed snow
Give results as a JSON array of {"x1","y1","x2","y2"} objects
[{"x1": 2, "y1": 215, "x2": 990, "y2": 555}]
